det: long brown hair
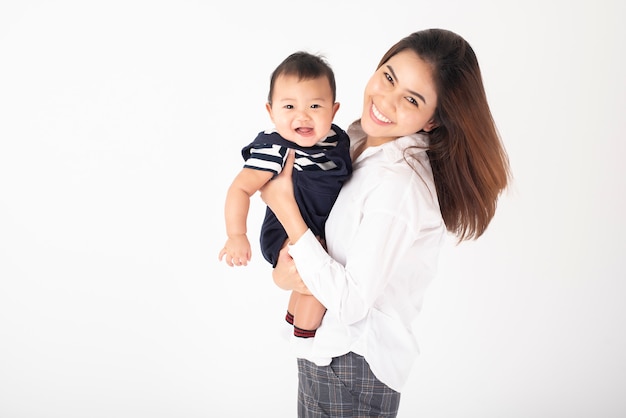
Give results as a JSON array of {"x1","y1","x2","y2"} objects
[{"x1": 378, "y1": 29, "x2": 511, "y2": 241}]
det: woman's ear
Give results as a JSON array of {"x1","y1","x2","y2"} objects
[{"x1": 423, "y1": 119, "x2": 438, "y2": 133}]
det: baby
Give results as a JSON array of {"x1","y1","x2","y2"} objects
[{"x1": 219, "y1": 51, "x2": 352, "y2": 338}]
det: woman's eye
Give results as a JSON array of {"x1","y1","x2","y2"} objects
[
  {"x1": 384, "y1": 72, "x2": 394, "y2": 84},
  {"x1": 406, "y1": 97, "x2": 418, "y2": 107}
]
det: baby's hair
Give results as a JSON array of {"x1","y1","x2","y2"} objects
[{"x1": 268, "y1": 51, "x2": 336, "y2": 105}]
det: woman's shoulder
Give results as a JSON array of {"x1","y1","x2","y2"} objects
[{"x1": 365, "y1": 140, "x2": 439, "y2": 216}]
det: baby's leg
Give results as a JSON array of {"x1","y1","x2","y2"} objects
[
  {"x1": 285, "y1": 291, "x2": 299, "y2": 325},
  {"x1": 293, "y1": 295, "x2": 326, "y2": 338}
]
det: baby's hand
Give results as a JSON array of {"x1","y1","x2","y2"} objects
[{"x1": 219, "y1": 234, "x2": 251, "y2": 267}]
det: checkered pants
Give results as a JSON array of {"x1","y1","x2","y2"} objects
[{"x1": 297, "y1": 352, "x2": 401, "y2": 417}]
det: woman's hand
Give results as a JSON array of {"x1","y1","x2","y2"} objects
[
  {"x1": 260, "y1": 149, "x2": 308, "y2": 243},
  {"x1": 272, "y1": 241, "x2": 311, "y2": 295}
]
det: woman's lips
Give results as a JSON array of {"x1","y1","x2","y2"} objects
[{"x1": 371, "y1": 103, "x2": 392, "y2": 124}]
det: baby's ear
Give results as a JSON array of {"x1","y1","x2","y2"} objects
[
  {"x1": 265, "y1": 102, "x2": 274, "y2": 120},
  {"x1": 332, "y1": 102, "x2": 340, "y2": 118}
]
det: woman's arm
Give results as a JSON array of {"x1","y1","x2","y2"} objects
[
  {"x1": 260, "y1": 149, "x2": 318, "y2": 296},
  {"x1": 260, "y1": 148, "x2": 399, "y2": 324},
  {"x1": 263, "y1": 149, "x2": 437, "y2": 326},
  {"x1": 259, "y1": 149, "x2": 308, "y2": 244},
  {"x1": 260, "y1": 150, "x2": 312, "y2": 294}
]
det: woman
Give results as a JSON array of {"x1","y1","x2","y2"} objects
[{"x1": 261, "y1": 28, "x2": 510, "y2": 417}]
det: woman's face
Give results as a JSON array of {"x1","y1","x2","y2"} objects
[{"x1": 361, "y1": 49, "x2": 438, "y2": 144}]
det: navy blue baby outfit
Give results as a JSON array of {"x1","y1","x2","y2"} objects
[{"x1": 241, "y1": 124, "x2": 352, "y2": 266}]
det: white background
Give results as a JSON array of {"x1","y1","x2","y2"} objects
[{"x1": 1, "y1": 1, "x2": 624, "y2": 417}]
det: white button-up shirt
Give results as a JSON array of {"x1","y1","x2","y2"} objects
[{"x1": 288, "y1": 122, "x2": 446, "y2": 392}]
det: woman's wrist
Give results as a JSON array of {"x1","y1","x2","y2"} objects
[
  {"x1": 276, "y1": 200, "x2": 308, "y2": 244},
  {"x1": 286, "y1": 220, "x2": 308, "y2": 244}
]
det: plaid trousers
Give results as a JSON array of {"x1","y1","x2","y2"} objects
[{"x1": 297, "y1": 352, "x2": 401, "y2": 418}]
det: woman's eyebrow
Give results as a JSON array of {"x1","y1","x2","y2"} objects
[{"x1": 386, "y1": 64, "x2": 427, "y2": 105}]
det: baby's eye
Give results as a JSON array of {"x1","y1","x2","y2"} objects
[
  {"x1": 284, "y1": 104, "x2": 294, "y2": 109},
  {"x1": 310, "y1": 104, "x2": 321, "y2": 109}
]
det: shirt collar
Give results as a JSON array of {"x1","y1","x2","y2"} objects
[{"x1": 347, "y1": 120, "x2": 430, "y2": 164}]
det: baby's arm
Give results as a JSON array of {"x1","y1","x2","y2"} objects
[{"x1": 219, "y1": 168, "x2": 273, "y2": 267}]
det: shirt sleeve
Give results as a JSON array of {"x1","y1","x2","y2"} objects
[
  {"x1": 288, "y1": 209, "x2": 418, "y2": 326},
  {"x1": 243, "y1": 144, "x2": 287, "y2": 176}
]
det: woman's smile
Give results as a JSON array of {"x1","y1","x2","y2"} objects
[{"x1": 371, "y1": 103, "x2": 392, "y2": 124}]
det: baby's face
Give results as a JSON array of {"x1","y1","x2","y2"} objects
[{"x1": 266, "y1": 75, "x2": 339, "y2": 147}]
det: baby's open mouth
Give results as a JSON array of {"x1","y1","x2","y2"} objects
[{"x1": 296, "y1": 127, "x2": 314, "y2": 135}]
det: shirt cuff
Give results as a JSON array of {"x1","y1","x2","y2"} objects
[{"x1": 288, "y1": 229, "x2": 330, "y2": 288}]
